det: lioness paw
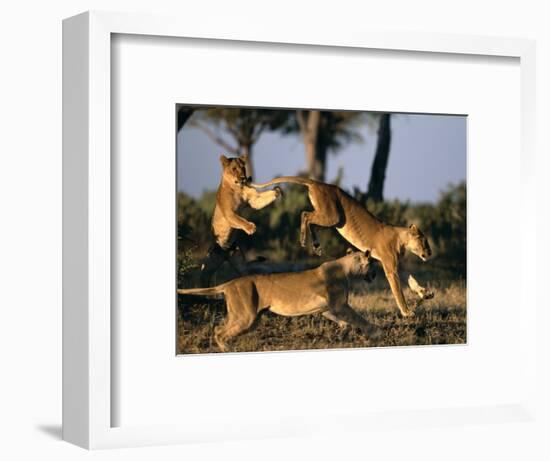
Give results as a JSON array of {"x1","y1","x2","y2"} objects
[
  {"x1": 422, "y1": 289, "x2": 435, "y2": 300},
  {"x1": 401, "y1": 309, "x2": 415, "y2": 318},
  {"x1": 245, "y1": 222, "x2": 257, "y2": 235}
]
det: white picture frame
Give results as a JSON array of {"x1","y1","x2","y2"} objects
[{"x1": 62, "y1": 10, "x2": 538, "y2": 450}]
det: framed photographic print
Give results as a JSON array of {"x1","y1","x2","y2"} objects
[
  {"x1": 176, "y1": 106, "x2": 467, "y2": 355},
  {"x1": 63, "y1": 11, "x2": 538, "y2": 450}
]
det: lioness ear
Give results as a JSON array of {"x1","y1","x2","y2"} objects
[
  {"x1": 409, "y1": 224, "x2": 418, "y2": 232},
  {"x1": 364, "y1": 250, "x2": 371, "y2": 258},
  {"x1": 240, "y1": 153, "x2": 249, "y2": 160},
  {"x1": 346, "y1": 248, "x2": 354, "y2": 255},
  {"x1": 219, "y1": 155, "x2": 229, "y2": 166}
]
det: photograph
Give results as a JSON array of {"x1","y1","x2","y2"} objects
[{"x1": 176, "y1": 105, "x2": 467, "y2": 354}]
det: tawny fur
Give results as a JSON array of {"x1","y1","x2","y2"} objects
[
  {"x1": 199, "y1": 155, "x2": 282, "y2": 285},
  {"x1": 179, "y1": 251, "x2": 382, "y2": 351},
  {"x1": 212, "y1": 155, "x2": 282, "y2": 249}
]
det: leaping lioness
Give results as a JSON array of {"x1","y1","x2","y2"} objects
[
  {"x1": 199, "y1": 154, "x2": 282, "y2": 285},
  {"x1": 251, "y1": 176, "x2": 434, "y2": 317},
  {"x1": 178, "y1": 251, "x2": 382, "y2": 352}
]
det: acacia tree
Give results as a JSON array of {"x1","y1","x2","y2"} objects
[
  {"x1": 189, "y1": 108, "x2": 288, "y2": 178},
  {"x1": 296, "y1": 110, "x2": 322, "y2": 179},
  {"x1": 366, "y1": 113, "x2": 392, "y2": 202},
  {"x1": 294, "y1": 110, "x2": 363, "y2": 181},
  {"x1": 177, "y1": 106, "x2": 195, "y2": 132}
]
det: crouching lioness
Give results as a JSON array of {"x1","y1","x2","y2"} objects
[{"x1": 178, "y1": 251, "x2": 382, "y2": 351}]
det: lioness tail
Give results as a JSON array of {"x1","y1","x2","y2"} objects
[
  {"x1": 250, "y1": 176, "x2": 315, "y2": 189},
  {"x1": 177, "y1": 285, "x2": 226, "y2": 296}
]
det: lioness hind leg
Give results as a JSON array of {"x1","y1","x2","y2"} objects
[
  {"x1": 213, "y1": 325, "x2": 230, "y2": 352},
  {"x1": 300, "y1": 209, "x2": 340, "y2": 255},
  {"x1": 200, "y1": 243, "x2": 228, "y2": 286},
  {"x1": 300, "y1": 210, "x2": 322, "y2": 253},
  {"x1": 214, "y1": 314, "x2": 257, "y2": 352},
  {"x1": 214, "y1": 290, "x2": 258, "y2": 352},
  {"x1": 300, "y1": 211, "x2": 312, "y2": 248},
  {"x1": 226, "y1": 245, "x2": 248, "y2": 276}
]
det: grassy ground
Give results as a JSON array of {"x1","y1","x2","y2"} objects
[{"x1": 177, "y1": 275, "x2": 466, "y2": 354}]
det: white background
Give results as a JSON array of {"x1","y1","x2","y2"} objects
[
  {"x1": 113, "y1": 35, "x2": 523, "y2": 428},
  {"x1": 1, "y1": 1, "x2": 549, "y2": 460}
]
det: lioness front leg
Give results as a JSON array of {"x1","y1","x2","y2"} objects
[
  {"x1": 244, "y1": 186, "x2": 282, "y2": 210},
  {"x1": 329, "y1": 305, "x2": 382, "y2": 341},
  {"x1": 383, "y1": 264, "x2": 414, "y2": 317},
  {"x1": 223, "y1": 210, "x2": 256, "y2": 235},
  {"x1": 322, "y1": 311, "x2": 348, "y2": 329}
]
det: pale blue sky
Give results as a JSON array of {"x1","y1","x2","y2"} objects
[{"x1": 177, "y1": 112, "x2": 466, "y2": 204}]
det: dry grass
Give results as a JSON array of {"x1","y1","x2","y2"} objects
[{"x1": 177, "y1": 277, "x2": 466, "y2": 354}]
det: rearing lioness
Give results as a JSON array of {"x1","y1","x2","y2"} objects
[
  {"x1": 251, "y1": 177, "x2": 434, "y2": 317},
  {"x1": 178, "y1": 251, "x2": 382, "y2": 351},
  {"x1": 200, "y1": 154, "x2": 282, "y2": 285}
]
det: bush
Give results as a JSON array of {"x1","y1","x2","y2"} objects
[
  {"x1": 177, "y1": 182, "x2": 467, "y2": 278},
  {"x1": 416, "y1": 182, "x2": 466, "y2": 276},
  {"x1": 177, "y1": 192, "x2": 210, "y2": 249}
]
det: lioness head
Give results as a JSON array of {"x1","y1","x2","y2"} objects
[
  {"x1": 220, "y1": 154, "x2": 251, "y2": 186},
  {"x1": 346, "y1": 249, "x2": 376, "y2": 282},
  {"x1": 405, "y1": 224, "x2": 432, "y2": 261}
]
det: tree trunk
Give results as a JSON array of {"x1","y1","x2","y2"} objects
[
  {"x1": 367, "y1": 113, "x2": 391, "y2": 202},
  {"x1": 314, "y1": 140, "x2": 327, "y2": 182},
  {"x1": 304, "y1": 137, "x2": 318, "y2": 179},
  {"x1": 240, "y1": 143, "x2": 254, "y2": 180},
  {"x1": 297, "y1": 110, "x2": 324, "y2": 180}
]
